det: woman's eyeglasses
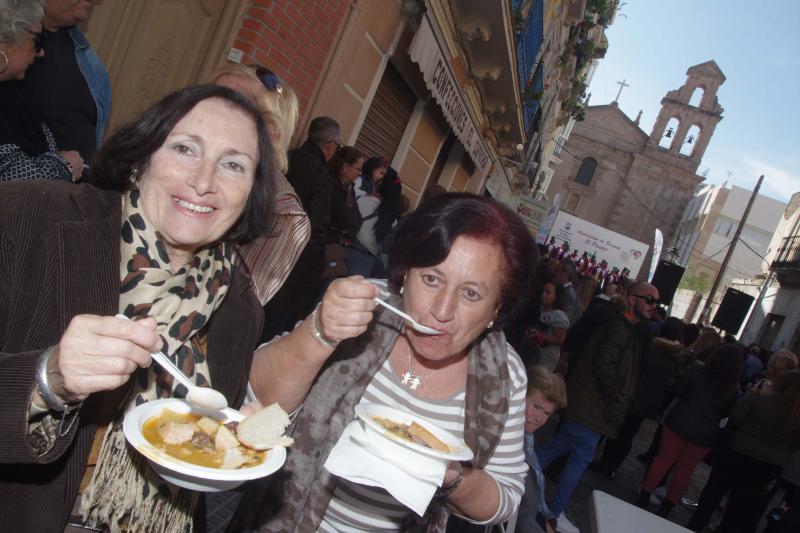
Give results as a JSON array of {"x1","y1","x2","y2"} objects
[
  {"x1": 255, "y1": 66, "x2": 284, "y2": 101},
  {"x1": 28, "y1": 30, "x2": 45, "y2": 54}
]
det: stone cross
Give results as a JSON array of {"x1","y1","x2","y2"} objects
[{"x1": 614, "y1": 79, "x2": 630, "y2": 103}]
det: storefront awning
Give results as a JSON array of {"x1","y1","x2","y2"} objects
[{"x1": 409, "y1": 16, "x2": 492, "y2": 178}]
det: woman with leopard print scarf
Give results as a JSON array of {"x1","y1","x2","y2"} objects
[{"x1": 0, "y1": 85, "x2": 375, "y2": 532}]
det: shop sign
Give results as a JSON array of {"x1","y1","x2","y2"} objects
[
  {"x1": 514, "y1": 196, "x2": 549, "y2": 237},
  {"x1": 409, "y1": 17, "x2": 491, "y2": 177}
]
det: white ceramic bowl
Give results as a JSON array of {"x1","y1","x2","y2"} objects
[
  {"x1": 354, "y1": 403, "x2": 473, "y2": 472},
  {"x1": 123, "y1": 398, "x2": 286, "y2": 492}
]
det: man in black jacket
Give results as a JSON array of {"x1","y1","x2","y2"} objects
[
  {"x1": 537, "y1": 282, "x2": 657, "y2": 533},
  {"x1": 261, "y1": 116, "x2": 341, "y2": 340}
]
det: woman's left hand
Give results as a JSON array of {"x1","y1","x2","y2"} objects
[{"x1": 317, "y1": 276, "x2": 378, "y2": 344}]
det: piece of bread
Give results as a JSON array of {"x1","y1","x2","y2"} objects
[
  {"x1": 237, "y1": 402, "x2": 294, "y2": 450},
  {"x1": 408, "y1": 421, "x2": 450, "y2": 452}
]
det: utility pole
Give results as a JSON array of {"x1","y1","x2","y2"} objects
[{"x1": 698, "y1": 175, "x2": 764, "y2": 325}]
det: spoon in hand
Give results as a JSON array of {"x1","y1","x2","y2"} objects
[
  {"x1": 371, "y1": 290, "x2": 440, "y2": 335},
  {"x1": 115, "y1": 314, "x2": 228, "y2": 411}
]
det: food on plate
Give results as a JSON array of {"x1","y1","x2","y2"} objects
[
  {"x1": 408, "y1": 421, "x2": 450, "y2": 452},
  {"x1": 237, "y1": 402, "x2": 295, "y2": 450},
  {"x1": 142, "y1": 403, "x2": 293, "y2": 469},
  {"x1": 372, "y1": 416, "x2": 451, "y2": 452}
]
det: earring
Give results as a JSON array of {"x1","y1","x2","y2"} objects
[
  {"x1": 399, "y1": 286, "x2": 404, "y2": 295},
  {"x1": 130, "y1": 166, "x2": 139, "y2": 178},
  {"x1": 487, "y1": 320, "x2": 494, "y2": 329},
  {"x1": 0, "y1": 50, "x2": 8, "y2": 74}
]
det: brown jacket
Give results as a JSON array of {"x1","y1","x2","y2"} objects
[{"x1": 0, "y1": 181, "x2": 263, "y2": 532}]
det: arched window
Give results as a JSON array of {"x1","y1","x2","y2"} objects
[
  {"x1": 575, "y1": 158, "x2": 597, "y2": 186},
  {"x1": 659, "y1": 117, "x2": 680, "y2": 149},
  {"x1": 680, "y1": 125, "x2": 701, "y2": 156},
  {"x1": 689, "y1": 87, "x2": 704, "y2": 107}
]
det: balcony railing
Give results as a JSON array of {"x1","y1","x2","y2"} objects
[
  {"x1": 772, "y1": 235, "x2": 800, "y2": 270},
  {"x1": 516, "y1": 0, "x2": 544, "y2": 90}
]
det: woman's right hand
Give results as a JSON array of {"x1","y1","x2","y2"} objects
[
  {"x1": 317, "y1": 276, "x2": 378, "y2": 344},
  {"x1": 48, "y1": 315, "x2": 163, "y2": 403}
]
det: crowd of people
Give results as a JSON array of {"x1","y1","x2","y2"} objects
[
  {"x1": 504, "y1": 249, "x2": 800, "y2": 532},
  {"x1": 1, "y1": 2, "x2": 799, "y2": 533}
]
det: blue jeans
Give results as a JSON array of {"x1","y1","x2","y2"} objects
[
  {"x1": 517, "y1": 468, "x2": 547, "y2": 533},
  {"x1": 537, "y1": 420, "x2": 602, "y2": 517}
]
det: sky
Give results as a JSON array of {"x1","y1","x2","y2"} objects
[{"x1": 586, "y1": 0, "x2": 799, "y2": 202}]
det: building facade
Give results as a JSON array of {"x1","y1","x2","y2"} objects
[
  {"x1": 673, "y1": 183, "x2": 785, "y2": 290},
  {"x1": 82, "y1": 0, "x2": 560, "y2": 208},
  {"x1": 543, "y1": 61, "x2": 727, "y2": 273},
  {"x1": 81, "y1": 0, "x2": 612, "y2": 210},
  {"x1": 730, "y1": 193, "x2": 800, "y2": 351}
]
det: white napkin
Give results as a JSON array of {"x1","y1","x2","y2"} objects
[{"x1": 323, "y1": 420, "x2": 446, "y2": 516}]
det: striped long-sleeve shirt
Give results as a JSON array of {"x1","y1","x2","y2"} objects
[{"x1": 318, "y1": 347, "x2": 528, "y2": 532}]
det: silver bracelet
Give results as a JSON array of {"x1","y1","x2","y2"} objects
[
  {"x1": 35, "y1": 346, "x2": 81, "y2": 414},
  {"x1": 310, "y1": 303, "x2": 338, "y2": 349}
]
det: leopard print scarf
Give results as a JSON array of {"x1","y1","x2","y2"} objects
[{"x1": 80, "y1": 190, "x2": 233, "y2": 533}]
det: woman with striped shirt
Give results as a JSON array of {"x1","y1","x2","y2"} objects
[{"x1": 235, "y1": 193, "x2": 539, "y2": 532}]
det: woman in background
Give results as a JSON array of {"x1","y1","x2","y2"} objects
[
  {"x1": 214, "y1": 64, "x2": 310, "y2": 306},
  {"x1": 326, "y1": 145, "x2": 366, "y2": 277},
  {"x1": 527, "y1": 280, "x2": 568, "y2": 371},
  {"x1": 351, "y1": 156, "x2": 389, "y2": 276},
  {"x1": 518, "y1": 367, "x2": 567, "y2": 533},
  {"x1": 688, "y1": 370, "x2": 800, "y2": 532},
  {"x1": 636, "y1": 344, "x2": 741, "y2": 519}
]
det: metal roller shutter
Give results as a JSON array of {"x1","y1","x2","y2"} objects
[{"x1": 355, "y1": 63, "x2": 417, "y2": 161}]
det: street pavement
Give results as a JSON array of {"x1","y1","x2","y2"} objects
[{"x1": 538, "y1": 418, "x2": 712, "y2": 532}]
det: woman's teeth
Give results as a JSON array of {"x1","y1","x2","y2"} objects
[{"x1": 174, "y1": 197, "x2": 213, "y2": 213}]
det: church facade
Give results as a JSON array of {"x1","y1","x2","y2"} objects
[{"x1": 544, "y1": 61, "x2": 726, "y2": 274}]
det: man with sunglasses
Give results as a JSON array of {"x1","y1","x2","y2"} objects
[{"x1": 537, "y1": 282, "x2": 658, "y2": 533}]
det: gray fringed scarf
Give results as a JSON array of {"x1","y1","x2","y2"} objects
[{"x1": 232, "y1": 291, "x2": 510, "y2": 532}]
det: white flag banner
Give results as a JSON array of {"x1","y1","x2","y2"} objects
[
  {"x1": 536, "y1": 193, "x2": 561, "y2": 245},
  {"x1": 648, "y1": 229, "x2": 663, "y2": 282}
]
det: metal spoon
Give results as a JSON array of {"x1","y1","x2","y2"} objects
[
  {"x1": 372, "y1": 297, "x2": 441, "y2": 335},
  {"x1": 115, "y1": 314, "x2": 228, "y2": 410}
]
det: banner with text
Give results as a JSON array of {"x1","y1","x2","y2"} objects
[
  {"x1": 514, "y1": 196, "x2": 549, "y2": 237},
  {"x1": 547, "y1": 212, "x2": 650, "y2": 277},
  {"x1": 409, "y1": 16, "x2": 492, "y2": 177}
]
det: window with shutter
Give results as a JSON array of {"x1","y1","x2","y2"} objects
[{"x1": 355, "y1": 62, "x2": 417, "y2": 161}]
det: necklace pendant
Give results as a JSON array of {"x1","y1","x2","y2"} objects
[{"x1": 401, "y1": 370, "x2": 422, "y2": 390}]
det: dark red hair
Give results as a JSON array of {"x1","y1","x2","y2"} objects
[{"x1": 388, "y1": 193, "x2": 539, "y2": 326}]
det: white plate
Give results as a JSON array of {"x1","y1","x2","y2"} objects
[
  {"x1": 123, "y1": 398, "x2": 286, "y2": 492},
  {"x1": 354, "y1": 403, "x2": 473, "y2": 462}
]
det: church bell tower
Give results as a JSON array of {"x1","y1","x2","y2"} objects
[{"x1": 647, "y1": 61, "x2": 725, "y2": 171}]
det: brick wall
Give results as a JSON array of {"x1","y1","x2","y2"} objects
[{"x1": 233, "y1": 0, "x2": 350, "y2": 119}]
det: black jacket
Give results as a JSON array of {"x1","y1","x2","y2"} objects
[
  {"x1": 565, "y1": 302, "x2": 651, "y2": 438},
  {"x1": 665, "y1": 365, "x2": 738, "y2": 447},
  {"x1": 630, "y1": 337, "x2": 684, "y2": 419},
  {"x1": 265, "y1": 139, "x2": 333, "y2": 318}
]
